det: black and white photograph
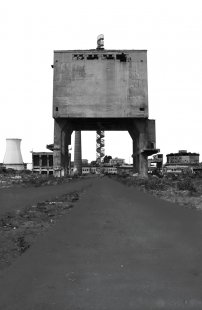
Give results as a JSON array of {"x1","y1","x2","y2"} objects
[{"x1": 0, "y1": 0, "x2": 202, "y2": 309}]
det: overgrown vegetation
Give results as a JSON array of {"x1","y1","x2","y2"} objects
[
  {"x1": 176, "y1": 177, "x2": 196, "y2": 192},
  {"x1": 112, "y1": 174, "x2": 202, "y2": 210},
  {"x1": 0, "y1": 170, "x2": 80, "y2": 188}
]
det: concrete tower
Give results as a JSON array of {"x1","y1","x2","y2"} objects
[
  {"x1": 74, "y1": 131, "x2": 82, "y2": 175},
  {"x1": 52, "y1": 42, "x2": 159, "y2": 177},
  {"x1": 3, "y1": 138, "x2": 24, "y2": 170}
]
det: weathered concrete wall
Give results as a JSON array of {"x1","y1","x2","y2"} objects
[
  {"x1": 52, "y1": 49, "x2": 159, "y2": 177},
  {"x1": 53, "y1": 50, "x2": 148, "y2": 118}
]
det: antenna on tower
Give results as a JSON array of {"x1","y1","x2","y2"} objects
[{"x1": 97, "y1": 34, "x2": 104, "y2": 49}]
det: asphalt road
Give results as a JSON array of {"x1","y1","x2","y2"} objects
[{"x1": 0, "y1": 177, "x2": 202, "y2": 309}]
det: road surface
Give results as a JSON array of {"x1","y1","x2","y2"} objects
[{"x1": 0, "y1": 177, "x2": 202, "y2": 309}]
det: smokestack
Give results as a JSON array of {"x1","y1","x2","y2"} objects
[
  {"x1": 74, "y1": 131, "x2": 82, "y2": 175},
  {"x1": 3, "y1": 138, "x2": 24, "y2": 170}
]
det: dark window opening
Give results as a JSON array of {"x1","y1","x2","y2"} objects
[
  {"x1": 149, "y1": 142, "x2": 155, "y2": 149},
  {"x1": 102, "y1": 54, "x2": 115, "y2": 60},
  {"x1": 49, "y1": 171, "x2": 53, "y2": 175},
  {"x1": 33, "y1": 155, "x2": 40, "y2": 167},
  {"x1": 140, "y1": 107, "x2": 145, "y2": 111},
  {"x1": 77, "y1": 54, "x2": 84, "y2": 60},
  {"x1": 140, "y1": 60, "x2": 143, "y2": 62},
  {"x1": 49, "y1": 155, "x2": 53, "y2": 167},
  {"x1": 42, "y1": 155, "x2": 48, "y2": 167},
  {"x1": 116, "y1": 53, "x2": 127, "y2": 62},
  {"x1": 56, "y1": 107, "x2": 58, "y2": 111},
  {"x1": 72, "y1": 54, "x2": 84, "y2": 60},
  {"x1": 87, "y1": 54, "x2": 99, "y2": 60}
]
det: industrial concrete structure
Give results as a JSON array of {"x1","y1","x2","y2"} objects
[
  {"x1": 3, "y1": 139, "x2": 25, "y2": 170},
  {"x1": 32, "y1": 152, "x2": 53, "y2": 175},
  {"x1": 52, "y1": 39, "x2": 158, "y2": 176}
]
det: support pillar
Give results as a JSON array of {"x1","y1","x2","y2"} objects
[
  {"x1": 129, "y1": 120, "x2": 149, "y2": 177},
  {"x1": 129, "y1": 119, "x2": 159, "y2": 177},
  {"x1": 132, "y1": 132, "x2": 148, "y2": 177},
  {"x1": 53, "y1": 119, "x2": 72, "y2": 177},
  {"x1": 39, "y1": 155, "x2": 42, "y2": 174},
  {"x1": 74, "y1": 131, "x2": 82, "y2": 175},
  {"x1": 132, "y1": 134, "x2": 148, "y2": 177}
]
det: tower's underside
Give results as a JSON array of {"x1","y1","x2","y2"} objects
[
  {"x1": 52, "y1": 49, "x2": 159, "y2": 176},
  {"x1": 53, "y1": 118, "x2": 158, "y2": 177}
]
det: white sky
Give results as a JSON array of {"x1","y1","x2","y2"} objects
[{"x1": 0, "y1": 0, "x2": 202, "y2": 164}]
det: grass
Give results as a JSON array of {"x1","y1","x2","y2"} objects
[{"x1": 112, "y1": 174, "x2": 202, "y2": 210}]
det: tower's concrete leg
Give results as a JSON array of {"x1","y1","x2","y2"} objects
[
  {"x1": 132, "y1": 135, "x2": 148, "y2": 177},
  {"x1": 129, "y1": 119, "x2": 158, "y2": 177},
  {"x1": 53, "y1": 119, "x2": 72, "y2": 177},
  {"x1": 74, "y1": 131, "x2": 82, "y2": 175},
  {"x1": 129, "y1": 120, "x2": 149, "y2": 177}
]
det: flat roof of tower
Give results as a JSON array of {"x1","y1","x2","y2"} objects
[{"x1": 54, "y1": 49, "x2": 147, "y2": 53}]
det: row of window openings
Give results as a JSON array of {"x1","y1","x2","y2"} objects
[
  {"x1": 55, "y1": 107, "x2": 145, "y2": 112},
  {"x1": 169, "y1": 159, "x2": 192, "y2": 162},
  {"x1": 71, "y1": 54, "x2": 140, "y2": 62},
  {"x1": 33, "y1": 157, "x2": 53, "y2": 166},
  {"x1": 82, "y1": 168, "x2": 116, "y2": 172},
  {"x1": 33, "y1": 170, "x2": 54, "y2": 175}
]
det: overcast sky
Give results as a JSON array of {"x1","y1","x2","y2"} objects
[{"x1": 0, "y1": 0, "x2": 202, "y2": 164}]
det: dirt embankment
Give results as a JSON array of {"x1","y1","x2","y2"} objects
[
  {"x1": 0, "y1": 173, "x2": 93, "y2": 272},
  {"x1": 0, "y1": 190, "x2": 80, "y2": 271}
]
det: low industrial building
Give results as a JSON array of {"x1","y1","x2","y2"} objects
[
  {"x1": 164, "y1": 150, "x2": 200, "y2": 174},
  {"x1": 166, "y1": 150, "x2": 199, "y2": 165},
  {"x1": 32, "y1": 152, "x2": 53, "y2": 175},
  {"x1": 70, "y1": 166, "x2": 118, "y2": 175}
]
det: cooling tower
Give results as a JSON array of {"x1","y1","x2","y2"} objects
[
  {"x1": 3, "y1": 138, "x2": 24, "y2": 170},
  {"x1": 74, "y1": 131, "x2": 82, "y2": 175}
]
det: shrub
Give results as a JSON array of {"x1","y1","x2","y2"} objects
[
  {"x1": 144, "y1": 177, "x2": 168, "y2": 191},
  {"x1": 177, "y1": 177, "x2": 196, "y2": 192}
]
